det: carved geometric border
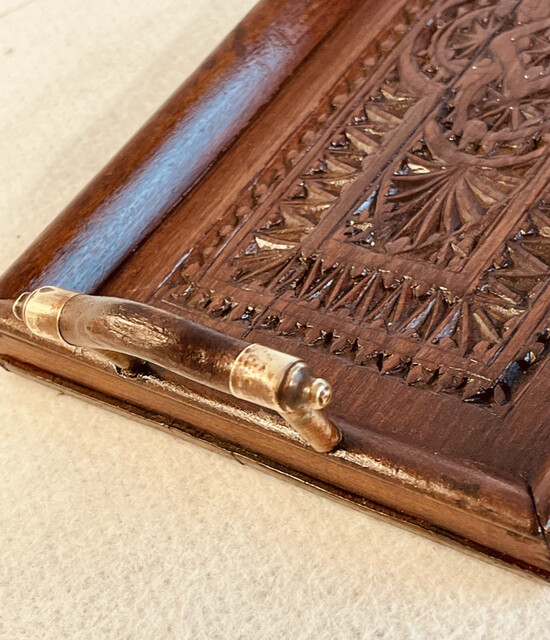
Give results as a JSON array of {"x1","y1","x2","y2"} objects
[{"x1": 154, "y1": 0, "x2": 550, "y2": 408}]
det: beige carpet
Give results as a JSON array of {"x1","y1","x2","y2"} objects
[{"x1": 1, "y1": 0, "x2": 550, "y2": 638}]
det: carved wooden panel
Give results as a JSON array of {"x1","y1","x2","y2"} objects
[
  {"x1": 2, "y1": 0, "x2": 550, "y2": 576},
  {"x1": 152, "y1": 0, "x2": 550, "y2": 414}
]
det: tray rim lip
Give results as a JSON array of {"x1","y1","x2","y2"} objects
[
  {"x1": 0, "y1": 331, "x2": 549, "y2": 581},
  {"x1": 1, "y1": 313, "x2": 549, "y2": 576},
  {"x1": 0, "y1": 0, "x2": 361, "y2": 301}
]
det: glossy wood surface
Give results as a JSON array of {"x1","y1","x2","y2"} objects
[
  {"x1": 1, "y1": 0, "x2": 549, "y2": 576},
  {"x1": 0, "y1": 0, "x2": 358, "y2": 299}
]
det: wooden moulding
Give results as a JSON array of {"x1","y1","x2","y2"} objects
[
  {"x1": 1, "y1": 0, "x2": 550, "y2": 577},
  {"x1": 0, "y1": 0, "x2": 359, "y2": 299},
  {"x1": 0, "y1": 314, "x2": 548, "y2": 578}
]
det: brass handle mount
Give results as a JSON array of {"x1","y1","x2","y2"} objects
[{"x1": 13, "y1": 286, "x2": 342, "y2": 453}]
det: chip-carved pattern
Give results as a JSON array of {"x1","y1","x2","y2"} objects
[
  {"x1": 177, "y1": 0, "x2": 429, "y2": 274},
  {"x1": 157, "y1": 0, "x2": 550, "y2": 407},
  {"x1": 345, "y1": 2, "x2": 550, "y2": 267},
  {"x1": 232, "y1": 0, "x2": 526, "y2": 273}
]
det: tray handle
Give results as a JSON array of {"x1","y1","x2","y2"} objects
[{"x1": 13, "y1": 286, "x2": 341, "y2": 453}]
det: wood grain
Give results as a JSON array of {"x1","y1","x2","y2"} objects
[
  {"x1": 0, "y1": 0, "x2": 549, "y2": 575},
  {"x1": 0, "y1": 0, "x2": 358, "y2": 299}
]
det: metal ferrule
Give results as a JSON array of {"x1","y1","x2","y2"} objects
[
  {"x1": 229, "y1": 344, "x2": 333, "y2": 413},
  {"x1": 13, "y1": 286, "x2": 79, "y2": 346},
  {"x1": 229, "y1": 344, "x2": 301, "y2": 411},
  {"x1": 229, "y1": 344, "x2": 340, "y2": 452}
]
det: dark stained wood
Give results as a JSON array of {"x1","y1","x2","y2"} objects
[
  {"x1": 1, "y1": 0, "x2": 549, "y2": 575},
  {"x1": 0, "y1": 316, "x2": 548, "y2": 576},
  {"x1": 0, "y1": 0, "x2": 359, "y2": 299}
]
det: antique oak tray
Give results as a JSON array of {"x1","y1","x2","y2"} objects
[{"x1": 1, "y1": 0, "x2": 549, "y2": 577}]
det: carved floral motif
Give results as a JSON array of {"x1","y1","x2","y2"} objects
[
  {"x1": 347, "y1": 2, "x2": 550, "y2": 266},
  {"x1": 159, "y1": 0, "x2": 550, "y2": 407}
]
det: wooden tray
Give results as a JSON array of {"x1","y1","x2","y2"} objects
[{"x1": 1, "y1": 0, "x2": 549, "y2": 577}]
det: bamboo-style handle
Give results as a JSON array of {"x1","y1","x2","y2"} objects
[{"x1": 13, "y1": 286, "x2": 341, "y2": 453}]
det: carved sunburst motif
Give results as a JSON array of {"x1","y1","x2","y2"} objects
[
  {"x1": 348, "y1": 120, "x2": 527, "y2": 265},
  {"x1": 344, "y1": 3, "x2": 550, "y2": 269},
  {"x1": 449, "y1": 16, "x2": 498, "y2": 60}
]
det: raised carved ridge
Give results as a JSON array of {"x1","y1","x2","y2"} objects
[
  {"x1": 173, "y1": 0, "x2": 429, "y2": 277},
  {"x1": 156, "y1": 0, "x2": 550, "y2": 409}
]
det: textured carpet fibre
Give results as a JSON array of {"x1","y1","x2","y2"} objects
[{"x1": 1, "y1": 1, "x2": 550, "y2": 638}]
